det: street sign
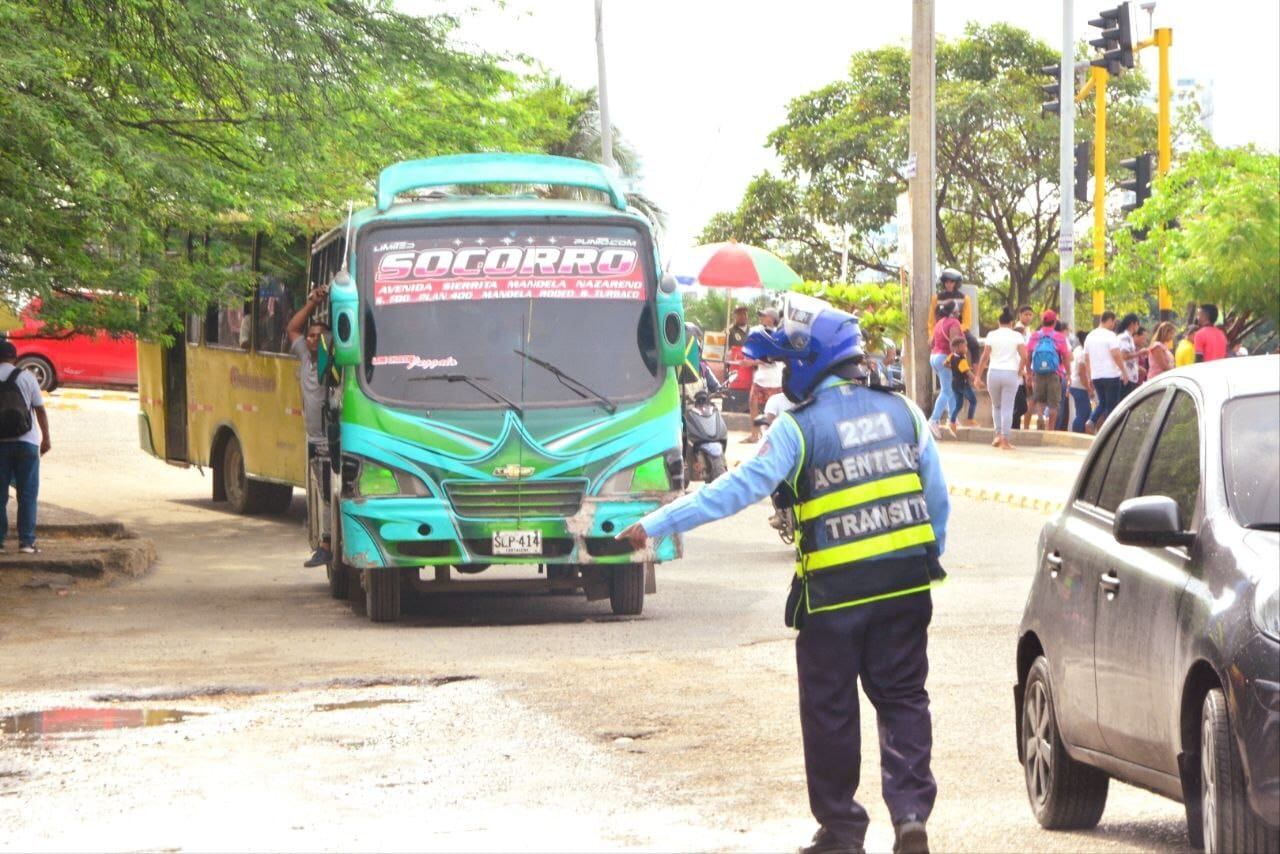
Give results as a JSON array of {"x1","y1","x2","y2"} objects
[{"x1": 1058, "y1": 234, "x2": 1074, "y2": 254}]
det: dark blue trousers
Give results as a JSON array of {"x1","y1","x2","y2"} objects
[
  {"x1": 0, "y1": 441, "x2": 40, "y2": 546},
  {"x1": 796, "y1": 591, "x2": 936, "y2": 846}
]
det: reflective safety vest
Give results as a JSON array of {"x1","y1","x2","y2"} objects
[{"x1": 783, "y1": 381, "x2": 944, "y2": 620}]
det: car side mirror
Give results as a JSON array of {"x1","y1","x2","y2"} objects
[{"x1": 1114, "y1": 496, "x2": 1196, "y2": 548}]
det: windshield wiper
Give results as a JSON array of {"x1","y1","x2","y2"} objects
[
  {"x1": 513, "y1": 348, "x2": 617, "y2": 414},
  {"x1": 409, "y1": 373, "x2": 523, "y2": 416}
]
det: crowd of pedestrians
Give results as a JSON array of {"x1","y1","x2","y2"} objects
[{"x1": 921, "y1": 273, "x2": 1244, "y2": 451}]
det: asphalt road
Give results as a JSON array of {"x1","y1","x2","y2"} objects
[{"x1": 0, "y1": 394, "x2": 1189, "y2": 852}]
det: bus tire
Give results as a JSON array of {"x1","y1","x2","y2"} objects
[
  {"x1": 364, "y1": 568, "x2": 401, "y2": 623},
  {"x1": 326, "y1": 493, "x2": 348, "y2": 600},
  {"x1": 608, "y1": 563, "x2": 645, "y2": 616},
  {"x1": 218, "y1": 434, "x2": 279, "y2": 515}
]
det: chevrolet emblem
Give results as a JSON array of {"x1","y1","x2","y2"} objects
[{"x1": 494, "y1": 464, "x2": 535, "y2": 479}]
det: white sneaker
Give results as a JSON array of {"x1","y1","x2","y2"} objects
[{"x1": 19, "y1": 544, "x2": 38, "y2": 554}]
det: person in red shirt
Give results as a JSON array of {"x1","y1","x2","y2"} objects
[{"x1": 1193, "y1": 303, "x2": 1230, "y2": 362}]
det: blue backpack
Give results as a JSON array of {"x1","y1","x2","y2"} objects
[{"x1": 1031, "y1": 333, "x2": 1061, "y2": 375}]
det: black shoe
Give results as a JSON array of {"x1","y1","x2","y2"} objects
[
  {"x1": 893, "y1": 818, "x2": 929, "y2": 854},
  {"x1": 798, "y1": 826, "x2": 864, "y2": 854},
  {"x1": 303, "y1": 547, "x2": 332, "y2": 568}
]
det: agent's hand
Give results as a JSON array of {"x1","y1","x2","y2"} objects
[
  {"x1": 615, "y1": 522, "x2": 649, "y2": 551},
  {"x1": 39, "y1": 437, "x2": 50, "y2": 456}
]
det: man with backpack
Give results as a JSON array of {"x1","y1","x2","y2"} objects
[
  {"x1": 0, "y1": 340, "x2": 51, "y2": 553},
  {"x1": 1026, "y1": 310, "x2": 1071, "y2": 433}
]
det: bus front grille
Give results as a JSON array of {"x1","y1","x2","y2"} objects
[{"x1": 443, "y1": 479, "x2": 587, "y2": 519}]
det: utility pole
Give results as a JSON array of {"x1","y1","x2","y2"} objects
[
  {"x1": 594, "y1": 0, "x2": 614, "y2": 170},
  {"x1": 905, "y1": 0, "x2": 936, "y2": 411},
  {"x1": 1092, "y1": 65, "x2": 1108, "y2": 324},
  {"x1": 1059, "y1": 0, "x2": 1076, "y2": 326}
]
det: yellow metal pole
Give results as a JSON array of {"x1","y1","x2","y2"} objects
[
  {"x1": 1156, "y1": 28, "x2": 1175, "y2": 319},
  {"x1": 1092, "y1": 66, "x2": 1108, "y2": 323}
]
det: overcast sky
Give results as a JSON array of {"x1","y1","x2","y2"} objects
[{"x1": 404, "y1": 1, "x2": 1280, "y2": 258}]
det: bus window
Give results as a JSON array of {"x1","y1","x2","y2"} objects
[
  {"x1": 205, "y1": 293, "x2": 251, "y2": 350},
  {"x1": 256, "y1": 233, "x2": 308, "y2": 355}
]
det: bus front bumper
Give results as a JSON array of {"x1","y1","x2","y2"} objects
[{"x1": 337, "y1": 494, "x2": 682, "y2": 569}]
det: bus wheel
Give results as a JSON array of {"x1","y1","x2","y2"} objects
[
  {"x1": 608, "y1": 563, "x2": 645, "y2": 616},
  {"x1": 219, "y1": 434, "x2": 278, "y2": 515},
  {"x1": 364, "y1": 568, "x2": 401, "y2": 623}
]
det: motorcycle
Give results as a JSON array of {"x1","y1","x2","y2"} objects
[
  {"x1": 683, "y1": 389, "x2": 728, "y2": 483},
  {"x1": 751, "y1": 414, "x2": 796, "y2": 545}
]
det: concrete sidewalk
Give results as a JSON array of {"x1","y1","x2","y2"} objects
[{"x1": 0, "y1": 502, "x2": 155, "y2": 593}]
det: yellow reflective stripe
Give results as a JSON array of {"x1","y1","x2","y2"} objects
[
  {"x1": 803, "y1": 576, "x2": 945, "y2": 616},
  {"x1": 798, "y1": 523, "x2": 936, "y2": 573},
  {"x1": 795, "y1": 472, "x2": 923, "y2": 522}
]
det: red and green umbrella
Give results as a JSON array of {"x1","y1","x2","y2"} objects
[{"x1": 677, "y1": 241, "x2": 802, "y2": 291}]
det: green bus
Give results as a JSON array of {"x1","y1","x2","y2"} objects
[{"x1": 317, "y1": 154, "x2": 687, "y2": 622}]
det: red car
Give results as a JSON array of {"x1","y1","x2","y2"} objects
[{"x1": 4, "y1": 299, "x2": 137, "y2": 391}]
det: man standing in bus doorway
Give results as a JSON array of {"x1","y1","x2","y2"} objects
[
  {"x1": 0, "y1": 340, "x2": 51, "y2": 554},
  {"x1": 618, "y1": 296, "x2": 949, "y2": 854},
  {"x1": 287, "y1": 284, "x2": 331, "y2": 568}
]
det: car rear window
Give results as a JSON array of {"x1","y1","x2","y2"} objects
[{"x1": 1222, "y1": 394, "x2": 1280, "y2": 529}]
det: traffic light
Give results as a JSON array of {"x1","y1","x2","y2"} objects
[
  {"x1": 1074, "y1": 141, "x2": 1091, "y2": 204},
  {"x1": 1089, "y1": 3, "x2": 1135, "y2": 75},
  {"x1": 1040, "y1": 64, "x2": 1062, "y2": 117},
  {"x1": 1119, "y1": 152, "x2": 1153, "y2": 214}
]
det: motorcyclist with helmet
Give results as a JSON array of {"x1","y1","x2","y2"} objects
[
  {"x1": 618, "y1": 295, "x2": 950, "y2": 854},
  {"x1": 927, "y1": 267, "x2": 971, "y2": 337}
]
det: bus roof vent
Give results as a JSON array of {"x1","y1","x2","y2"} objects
[{"x1": 376, "y1": 154, "x2": 628, "y2": 213}]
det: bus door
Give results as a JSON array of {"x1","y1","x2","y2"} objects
[{"x1": 163, "y1": 325, "x2": 188, "y2": 462}]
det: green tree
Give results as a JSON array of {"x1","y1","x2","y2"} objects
[
  {"x1": 1071, "y1": 145, "x2": 1280, "y2": 345},
  {"x1": 792, "y1": 281, "x2": 906, "y2": 353},
  {"x1": 703, "y1": 24, "x2": 1155, "y2": 312},
  {"x1": 0, "y1": 1, "x2": 589, "y2": 338}
]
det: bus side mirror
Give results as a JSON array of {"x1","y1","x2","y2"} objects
[
  {"x1": 657, "y1": 273, "x2": 685, "y2": 368},
  {"x1": 316, "y1": 332, "x2": 339, "y2": 388},
  {"x1": 330, "y1": 272, "x2": 360, "y2": 367}
]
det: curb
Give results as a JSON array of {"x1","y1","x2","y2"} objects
[
  {"x1": 944, "y1": 425, "x2": 1093, "y2": 450},
  {"x1": 948, "y1": 482, "x2": 1064, "y2": 515},
  {"x1": 0, "y1": 505, "x2": 156, "y2": 591},
  {"x1": 49, "y1": 390, "x2": 136, "y2": 401}
]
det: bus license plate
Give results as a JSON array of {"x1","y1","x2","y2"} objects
[{"x1": 492, "y1": 530, "x2": 541, "y2": 556}]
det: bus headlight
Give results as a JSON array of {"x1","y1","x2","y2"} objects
[
  {"x1": 349, "y1": 456, "x2": 431, "y2": 498},
  {"x1": 600, "y1": 456, "x2": 670, "y2": 495}
]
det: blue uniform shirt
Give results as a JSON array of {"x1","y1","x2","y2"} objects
[{"x1": 640, "y1": 378, "x2": 950, "y2": 553}]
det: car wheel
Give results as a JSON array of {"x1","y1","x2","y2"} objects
[
  {"x1": 1199, "y1": 688, "x2": 1277, "y2": 854},
  {"x1": 608, "y1": 563, "x2": 645, "y2": 616},
  {"x1": 16, "y1": 356, "x2": 55, "y2": 392},
  {"x1": 1021, "y1": 657, "x2": 1109, "y2": 829}
]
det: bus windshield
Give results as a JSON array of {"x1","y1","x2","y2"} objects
[{"x1": 358, "y1": 220, "x2": 660, "y2": 410}]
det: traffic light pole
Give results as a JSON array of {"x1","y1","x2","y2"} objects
[
  {"x1": 1156, "y1": 27, "x2": 1174, "y2": 319},
  {"x1": 1058, "y1": 0, "x2": 1075, "y2": 327},
  {"x1": 1092, "y1": 66, "x2": 1108, "y2": 324}
]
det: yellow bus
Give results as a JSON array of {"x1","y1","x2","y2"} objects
[{"x1": 137, "y1": 231, "x2": 329, "y2": 516}]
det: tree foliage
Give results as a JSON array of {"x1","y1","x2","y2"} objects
[
  {"x1": 0, "y1": 1, "x2": 653, "y2": 339},
  {"x1": 1071, "y1": 145, "x2": 1280, "y2": 344},
  {"x1": 702, "y1": 24, "x2": 1155, "y2": 310},
  {"x1": 792, "y1": 281, "x2": 906, "y2": 353}
]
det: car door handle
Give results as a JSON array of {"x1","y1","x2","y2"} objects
[
  {"x1": 1099, "y1": 571, "x2": 1121, "y2": 596},
  {"x1": 1045, "y1": 551, "x2": 1063, "y2": 577}
]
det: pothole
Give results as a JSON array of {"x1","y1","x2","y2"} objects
[
  {"x1": 313, "y1": 699, "x2": 413, "y2": 712},
  {"x1": 0, "y1": 708, "x2": 203, "y2": 735}
]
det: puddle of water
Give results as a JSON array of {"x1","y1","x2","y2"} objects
[
  {"x1": 0, "y1": 708, "x2": 202, "y2": 735},
  {"x1": 312, "y1": 699, "x2": 413, "y2": 712}
]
